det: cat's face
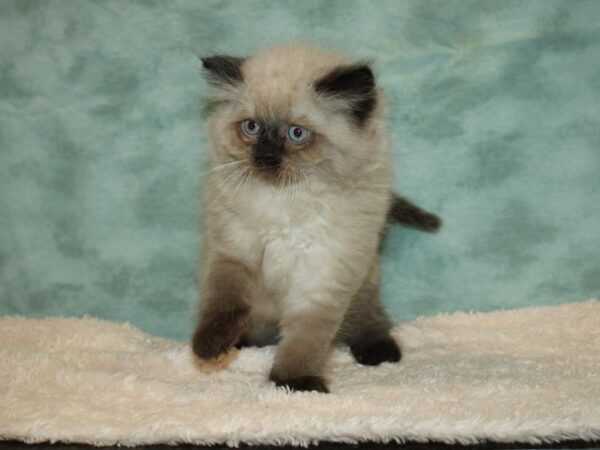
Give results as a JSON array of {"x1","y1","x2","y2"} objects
[
  {"x1": 203, "y1": 44, "x2": 385, "y2": 186},
  {"x1": 220, "y1": 109, "x2": 326, "y2": 185}
]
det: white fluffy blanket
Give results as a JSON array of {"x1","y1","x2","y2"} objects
[{"x1": 1, "y1": 301, "x2": 599, "y2": 447}]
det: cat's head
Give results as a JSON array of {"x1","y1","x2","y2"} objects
[{"x1": 201, "y1": 44, "x2": 388, "y2": 186}]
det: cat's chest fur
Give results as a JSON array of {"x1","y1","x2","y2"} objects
[{"x1": 226, "y1": 182, "x2": 345, "y2": 300}]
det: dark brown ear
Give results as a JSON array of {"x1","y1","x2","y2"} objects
[
  {"x1": 201, "y1": 55, "x2": 245, "y2": 87},
  {"x1": 314, "y1": 64, "x2": 376, "y2": 122}
]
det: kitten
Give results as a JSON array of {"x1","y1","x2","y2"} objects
[{"x1": 192, "y1": 44, "x2": 440, "y2": 393}]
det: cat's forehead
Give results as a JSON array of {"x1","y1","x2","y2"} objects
[{"x1": 240, "y1": 44, "x2": 352, "y2": 115}]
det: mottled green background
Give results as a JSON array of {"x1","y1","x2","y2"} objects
[{"x1": 1, "y1": 0, "x2": 599, "y2": 340}]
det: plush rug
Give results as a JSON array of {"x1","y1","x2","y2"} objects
[{"x1": 1, "y1": 301, "x2": 599, "y2": 447}]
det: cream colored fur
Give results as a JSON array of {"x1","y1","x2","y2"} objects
[{"x1": 1, "y1": 301, "x2": 599, "y2": 446}]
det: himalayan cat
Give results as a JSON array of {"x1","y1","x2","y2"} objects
[{"x1": 192, "y1": 44, "x2": 440, "y2": 393}]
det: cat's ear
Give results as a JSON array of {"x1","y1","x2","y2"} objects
[
  {"x1": 200, "y1": 55, "x2": 245, "y2": 87},
  {"x1": 314, "y1": 64, "x2": 376, "y2": 122}
]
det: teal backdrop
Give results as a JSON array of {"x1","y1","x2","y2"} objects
[{"x1": 1, "y1": 0, "x2": 599, "y2": 340}]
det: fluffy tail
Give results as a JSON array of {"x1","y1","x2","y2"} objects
[{"x1": 387, "y1": 194, "x2": 442, "y2": 233}]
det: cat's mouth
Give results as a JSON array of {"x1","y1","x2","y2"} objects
[
  {"x1": 250, "y1": 161, "x2": 304, "y2": 188},
  {"x1": 251, "y1": 163, "x2": 284, "y2": 184}
]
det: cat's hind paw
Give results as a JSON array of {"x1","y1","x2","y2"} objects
[{"x1": 350, "y1": 337, "x2": 401, "y2": 366}]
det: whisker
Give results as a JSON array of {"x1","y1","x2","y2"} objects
[
  {"x1": 282, "y1": 170, "x2": 291, "y2": 203},
  {"x1": 215, "y1": 166, "x2": 244, "y2": 193},
  {"x1": 297, "y1": 165, "x2": 308, "y2": 204},
  {"x1": 207, "y1": 166, "x2": 246, "y2": 211},
  {"x1": 287, "y1": 170, "x2": 295, "y2": 203},
  {"x1": 200, "y1": 160, "x2": 241, "y2": 178},
  {"x1": 226, "y1": 166, "x2": 249, "y2": 206},
  {"x1": 242, "y1": 169, "x2": 253, "y2": 194},
  {"x1": 292, "y1": 166, "x2": 301, "y2": 205}
]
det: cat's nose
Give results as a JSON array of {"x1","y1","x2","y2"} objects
[
  {"x1": 253, "y1": 150, "x2": 281, "y2": 168},
  {"x1": 253, "y1": 130, "x2": 284, "y2": 168}
]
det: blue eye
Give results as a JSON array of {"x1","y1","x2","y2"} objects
[
  {"x1": 287, "y1": 125, "x2": 310, "y2": 143},
  {"x1": 242, "y1": 119, "x2": 261, "y2": 136}
]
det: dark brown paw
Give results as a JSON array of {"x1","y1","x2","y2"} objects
[
  {"x1": 270, "y1": 374, "x2": 329, "y2": 393},
  {"x1": 192, "y1": 307, "x2": 249, "y2": 360},
  {"x1": 192, "y1": 325, "x2": 238, "y2": 360},
  {"x1": 350, "y1": 337, "x2": 401, "y2": 366}
]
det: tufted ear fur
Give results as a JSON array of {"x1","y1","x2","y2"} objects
[
  {"x1": 314, "y1": 64, "x2": 376, "y2": 122},
  {"x1": 201, "y1": 55, "x2": 245, "y2": 87}
]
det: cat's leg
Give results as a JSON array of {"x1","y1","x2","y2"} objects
[
  {"x1": 268, "y1": 228, "x2": 387, "y2": 393},
  {"x1": 192, "y1": 255, "x2": 254, "y2": 360},
  {"x1": 269, "y1": 304, "x2": 345, "y2": 393},
  {"x1": 338, "y1": 262, "x2": 401, "y2": 366}
]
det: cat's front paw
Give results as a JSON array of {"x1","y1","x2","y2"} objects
[
  {"x1": 192, "y1": 324, "x2": 239, "y2": 360},
  {"x1": 350, "y1": 337, "x2": 401, "y2": 366},
  {"x1": 270, "y1": 373, "x2": 329, "y2": 393}
]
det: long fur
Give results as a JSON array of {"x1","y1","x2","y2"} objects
[{"x1": 193, "y1": 44, "x2": 404, "y2": 392}]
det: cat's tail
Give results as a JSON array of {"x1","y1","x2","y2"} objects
[{"x1": 387, "y1": 194, "x2": 442, "y2": 233}]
